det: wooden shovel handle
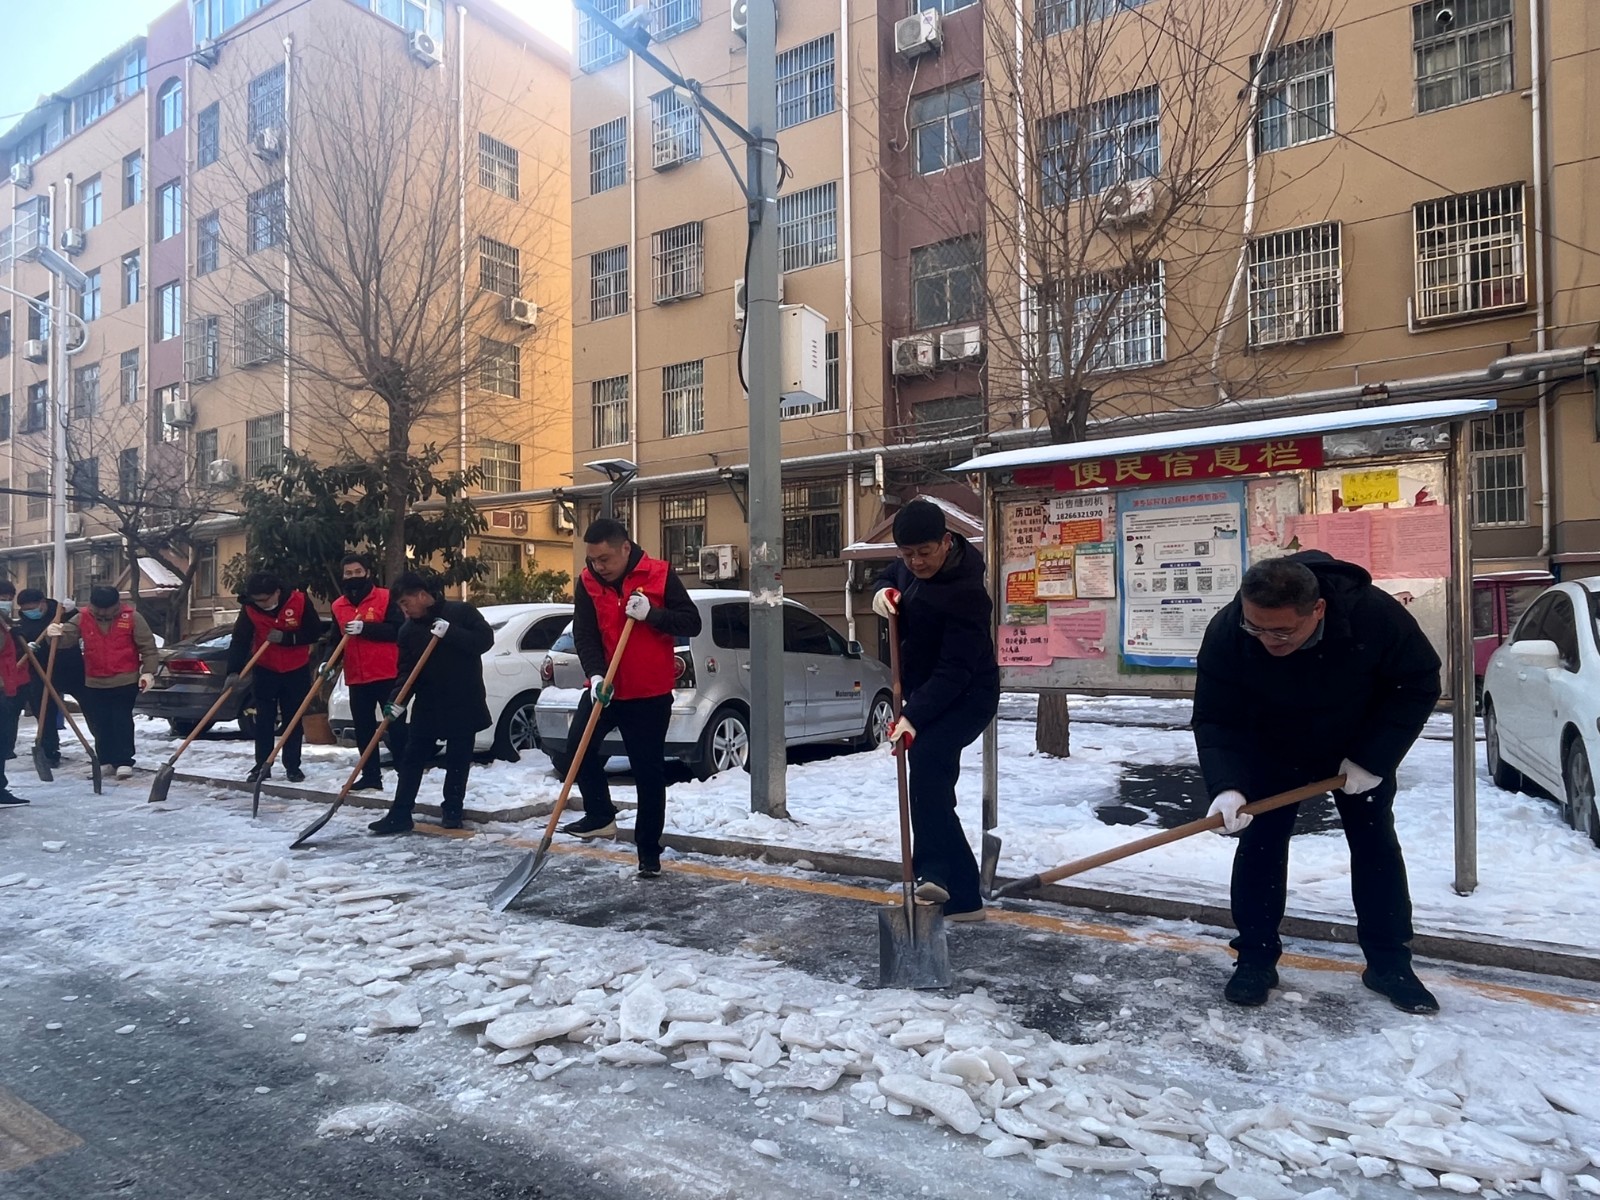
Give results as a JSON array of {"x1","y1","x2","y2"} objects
[
  {"x1": 886, "y1": 609, "x2": 914, "y2": 892},
  {"x1": 334, "y1": 628, "x2": 443, "y2": 798},
  {"x1": 36, "y1": 635, "x2": 60, "y2": 736},
  {"x1": 166, "y1": 636, "x2": 276, "y2": 763},
  {"x1": 18, "y1": 640, "x2": 97, "y2": 759},
  {"x1": 537, "y1": 612, "x2": 639, "y2": 843},
  {"x1": 258, "y1": 633, "x2": 350, "y2": 771}
]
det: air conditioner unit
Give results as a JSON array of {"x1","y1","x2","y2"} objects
[
  {"x1": 9, "y1": 162, "x2": 33, "y2": 188},
  {"x1": 409, "y1": 29, "x2": 442, "y2": 66},
  {"x1": 731, "y1": 0, "x2": 748, "y2": 38},
  {"x1": 552, "y1": 500, "x2": 575, "y2": 533},
  {"x1": 193, "y1": 38, "x2": 221, "y2": 69},
  {"x1": 733, "y1": 275, "x2": 784, "y2": 324},
  {"x1": 206, "y1": 458, "x2": 238, "y2": 486},
  {"x1": 654, "y1": 137, "x2": 690, "y2": 169},
  {"x1": 894, "y1": 10, "x2": 942, "y2": 60},
  {"x1": 23, "y1": 339, "x2": 47, "y2": 363},
  {"x1": 698, "y1": 543, "x2": 740, "y2": 583},
  {"x1": 64, "y1": 513, "x2": 84, "y2": 537},
  {"x1": 1100, "y1": 178, "x2": 1157, "y2": 226},
  {"x1": 60, "y1": 227, "x2": 85, "y2": 255},
  {"x1": 891, "y1": 334, "x2": 936, "y2": 376},
  {"x1": 252, "y1": 127, "x2": 282, "y2": 159},
  {"x1": 938, "y1": 325, "x2": 984, "y2": 364},
  {"x1": 502, "y1": 296, "x2": 538, "y2": 327},
  {"x1": 163, "y1": 400, "x2": 196, "y2": 426}
]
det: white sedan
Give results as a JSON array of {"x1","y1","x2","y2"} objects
[
  {"x1": 1481, "y1": 578, "x2": 1600, "y2": 844},
  {"x1": 328, "y1": 602, "x2": 573, "y2": 757}
]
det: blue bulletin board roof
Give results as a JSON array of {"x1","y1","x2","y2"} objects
[{"x1": 955, "y1": 398, "x2": 1499, "y2": 473}]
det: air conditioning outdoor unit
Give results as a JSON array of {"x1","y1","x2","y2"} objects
[
  {"x1": 894, "y1": 10, "x2": 942, "y2": 60},
  {"x1": 553, "y1": 500, "x2": 575, "y2": 532},
  {"x1": 252, "y1": 127, "x2": 283, "y2": 159},
  {"x1": 890, "y1": 334, "x2": 936, "y2": 376},
  {"x1": 731, "y1": 0, "x2": 748, "y2": 38},
  {"x1": 64, "y1": 513, "x2": 84, "y2": 537},
  {"x1": 1100, "y1": 178, "x2": 1157, "y2": 226},
  {"x1": 698, "y1": 543, "x2": 740, "y2": 583},
  {"x1": 503, "y1": 296, "x2": 538, "y2": 327},
  {"x1": 23, "y1": 339, "x2": 47, "y2": 363},
  {"x1": 206, "y1": 458, "x2": 239, "y2": 486},
  {"x1": 193, "y1": 38, "x2": 221, "y2": 69},
  {"x1": 163, "y1": 400, "x2": 196, "y2": 426},
  {"x1": 938, "y1": 325, "x2": 984, "y2": 364},
  {"x1": 409, "y1": 29, "x2": 442, "y2": 66},
  {"x1": 654, "y1": 137, "x2": 691, "y2": 169},
  {"x1": 60, "y1": 227, "x2": 85, "y2": 255},
  {"x1": 9, "y1": 162, "x2": 33, "y2": 188},
  {"x1": 733, "y1": 274, "x2": 783, "y2": 324}
]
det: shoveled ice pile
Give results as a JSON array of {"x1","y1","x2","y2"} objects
[{"x1": 46, "y1": 842, "x2": 1600, "y2": 1197}]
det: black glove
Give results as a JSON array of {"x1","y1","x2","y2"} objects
[
  {"x1": 223, "y1": 673, "x2": 243, "y2": 694},
  {"x1": 266, "y1": 629, "x2": 286, "y2": 644}
]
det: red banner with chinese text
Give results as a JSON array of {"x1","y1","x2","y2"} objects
[{"x1": 1012, "y1": 438, "x2": 1325, "y2": 493}]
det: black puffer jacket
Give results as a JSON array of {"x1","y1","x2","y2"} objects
[
  {"x1": 1193, "y1": 550, "x2": 1442, "y2": 801},
  {"x1": 875, "y1": 533, "x2": 999, "y2": 729},
  {"x1": 392, "y1": 598, "x2": 496, "y2": 737}
]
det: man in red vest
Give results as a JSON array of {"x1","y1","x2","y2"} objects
[
  {"x1": 0, "y1": 604, "x2": 36, "y2": 804},
  {"x1": 226, "y1": 571, "x2": 325, "y2": 784},
  {"x1": 330, "y1": 553, "x2": 407, "y2": 791},
  {"x1": 49, "y1": 585, "x2": 160, "y2": 780},
  {"x1": 561, "y1": 518, "x2": 702, "y2": 878}
]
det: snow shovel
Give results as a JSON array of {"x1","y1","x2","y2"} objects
[
  {"x1": 878, "y1": 610, "x2": 952, "y2": 991},
  {"x1": 32, "y1": 636, "x2": 60, "y2": 782},
  {"x1": 993, "y1": 775, "x2": 1346, "y2": 899},
  {"x1": 290, "y1": 630, "x2": 443, "y2": 849},
  {"x1": 147, "y1": 638, "x2": 273, "y2": 804},
  {"x1": 18, "y1": 641, "x2": 102, "y2": 795},
  {"x1": 487, "y1": 614, "x2": 640, "y2": 912},
  {"x1": 979, "y1": 721, "x2": 1001, "y2": 898},
  {"x1": 251, "y1": 633, "x2": 350, "y2": 819}
]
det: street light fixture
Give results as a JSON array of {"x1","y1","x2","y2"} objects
[{"x1": 583, "y1": 457, "x2": 639, "y2": 521}]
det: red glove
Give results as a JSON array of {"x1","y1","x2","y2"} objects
[
  {"x1": 872, "y1": 587, "x2": 900, "y2": 619},
  {"x1": 887, "y1": 715, "x2": 916, "y2": 755}
]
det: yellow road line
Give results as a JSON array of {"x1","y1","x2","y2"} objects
[{"x1": 0, "y1": 1086, "x2": 82, "y2": 1173}]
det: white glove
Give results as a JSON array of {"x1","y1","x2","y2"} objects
[
  {"x1": 1207, "y1": 790, "x2": 1252, "y2": 834},
  {"x1": 138, "y1": 672, "x2": 154, "y2": 691},
  {"x1": 887, "y1": 715, "x2": 916, "y2": 755},
  {"x1": 871, "y1": 587, "x2": 901, "y2": 619},
  {"x1": 430, "y1": 618, "x2": 450, "y2": 638},
  {"x1": 588, "y1": 674, "x2": 613, "y2": 706},
  {"x1": 60, "y1": 597, "x2": 77, "y2": 614},
  {"x1": 343, "y1": 618, "x2": 364, "y2": 636},
  {"x1": 1337, "y1": 759, "x2": 1383, "y2": 795},
  {"x1": 45, "y1": 622, "x2": 66, "y2": 639},
  {"x1": 624, "y1": 593, "x2": 651, "y2": 622}
]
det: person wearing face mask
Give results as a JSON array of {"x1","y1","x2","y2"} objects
[
  {"x1": 225, "y1": 571, "x2": 325, "y2": 784},
  {"x1": 0, "y1": 603, "x2": 35, "y2": 804},
  {"x1": 47, "y1": 586, "x2": 160, "y2": 781},
  {"x1": 14, "y1": 587, "x2": 83, "y2": 769},
  {"x1": 330, "y1": 553, "x2": 407, "y2": 791}
]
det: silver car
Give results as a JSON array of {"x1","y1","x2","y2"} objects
[{"x1": 534, "y1": 590, "x2": 894, "y2": 779}]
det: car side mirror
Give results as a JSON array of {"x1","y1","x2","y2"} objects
[
  {"x1": 844, "y1": 640, "x2": 863, "y2": 659},
  {"x1": 1507, "y1": 639, "x2": 1562, "y2": 671}
]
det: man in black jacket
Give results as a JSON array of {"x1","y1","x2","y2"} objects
[
  {"x1": 14, "y1": 587, "x2": 82, "y2": 768},
  {"x1": 367, "y1": 572, "x2": 495, "y2": 836},
  {"x1": 1194, "y1": 551, "x2": 1443, "y2": 1014},
  {"x1": 872, "y1": 500, "x2": 999, "y2": 922}
]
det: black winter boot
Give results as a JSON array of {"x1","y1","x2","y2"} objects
[{"x1": 1224, "y1": 962, "x2": 1279, "y2": 1007}]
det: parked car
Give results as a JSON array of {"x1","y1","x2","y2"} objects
[
  {"x1": 1481, "y1": 578, "x2": 1600, "y2": 844},
  {"x1": 1472, "y1": 571, "x2": 1554, "y2": 699},
  {"x1": 327, "y1": 602, "x2": 573, "y2": 757},
  {"x1": 534, "y1": 590, "x2": 895, "y2": 780},
  {"x1": 136, "y1": 625, "x2": 258, "y2": 738}
]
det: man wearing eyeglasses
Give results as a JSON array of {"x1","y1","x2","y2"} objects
[{"x1": 1194, "y1": 550, "x2": 1442, "y2": 1014}]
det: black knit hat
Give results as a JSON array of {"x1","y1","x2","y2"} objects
[
  {"x1": 89, "y1": 585, "x2": 121, "y2": 609},
  {"x1": 892, "y1": 500, "x2": 948, "y2": 547}
]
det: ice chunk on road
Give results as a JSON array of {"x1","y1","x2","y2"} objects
[
  {"x1": 876, "y1": 1074, "x2": 982, "y2": 1136},
  {"x1": 365, "y1": 995, "x2": 422, "y2": 1033},
  {"x1": 619, "y1": 972, "x2": 668, "y2": 1043},
  {"x1": 484, "y1": 1006, "x2": 593, "y2": 1049}
]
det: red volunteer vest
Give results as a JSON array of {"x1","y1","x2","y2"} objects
[
  {"x1": 246, "y1": 591, "x2": 312, "y2": 672},
  {"x1": 80, "y1": 606, "x2": 141, "y2": 679},
  {"x1": 1, "y1": 635, "x2": 29, "y2": 696},
  {"x1": 581, "y1": 556, "x2": 677, "y2": 701},
  {"x1": 332, "y1": 587, "x2": 400, "y2": 685}
]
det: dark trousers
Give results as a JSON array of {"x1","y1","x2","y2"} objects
[
  {"x1": 572, "y1": 692, "x2": 673, "y2": 859},
  {"x1": 389, "y1": 724, "x2": 474, "y2": 820},
  {"x1": 78, "y1": 683, "x2": 138, "y2": 768},
  {"x1": 348, "y1": 678, "x2": 406, "y2": 780},
  {"x1": 905, "y1": 689, "x2": 998, "y2": 913},
  {"x1": 22, "y1": 678, "x2": 59, "y2": 761},
  {"x1": 252, "y1": 665, "x2": 311, "y2": 770},
  {"x1": 0, "y1": 693, "x2": 20, "y2": 791},
  {"x1": 1229, "y1": 778, "x2": 1415, "y2": 972}
]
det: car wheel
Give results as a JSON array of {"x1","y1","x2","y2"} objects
[
  {"x1": 695, "y1": 706, "x2": 750, "y2": 781},
  {"x1": 1483, "y1": 699, "x2": 1523, "y2": 793},
  {"x1": 492, "y1": 690, "x2": 540, "y2": 759},
  {"x1": 1564, "y1": 736, "x2": 1600, "y2": 847},
  {"x1": 546, "y1": 750, "x2": 573, "y2": 778},
  {"x1": 167, "y1": 718, "x2": 198, "y2": 738},
  {"x1": 856, "y1": 692, "x2": 894, "y2": 751}
]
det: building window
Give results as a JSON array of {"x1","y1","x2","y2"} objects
[
  {"x1": 155, "y1": 282, "x2": 182, "y2": 341},
  {"x1": 118, "y1": 448, "x2": 141, "y2": 502},
  {"x1": 185, "y1": 315, "x2": 221, "y2": 382},
  {"x1": 247, "y1": 65, "x2": 286, "y2": 139},
  {"x1": 479, "y1": 337, "x2": 521, "y2": 398},
  {"x1": 195, "y1": 542, "x2": 217, "y2": 597},
  {"x1": 246, "y1": 413, "x2": 285, "y2": 477},
  {"x1": 589, "y1": 117, "x2": 627, "y2": 194},
  {"x1": 1042, "y1": 84, "x2": 1161, "y2": 203},
  {"x1": 247, "y1": 181, "x2": 285, "y2": 253},
  {"x1": 78, "y1": 176, "x2": 103, "y2": 229},
  {"x1": 1254, "y1": 33, "x2": 1335, "y2": 151},
  {"x1": 195, "y1": 428, "x2": 219, "y2": 480},
  {"x1": 154, "y1": 383, "x2": 181, "y2": 442},
  {"x1": 479, "y1": 540, "x2": 523, "y2": 588},
  {"x1": 650, "y1": 0, "x2": 699, "y2": 39},
  {"x1": 478, "y1": 132, "x2": 520, "y2": 200},
  {"x1": 662, "y1": 359, "x2": 704, "y2": 438},
  {"x1": 1074, "y1": 263, "x2": 1166, "y2": 370},
  {"x1": 197, "y1": 212, "x2": 221, "y2": 275},
  {"x1": 579, "y1": 0, "x2": 626, "y2": 72},
  {"x1": 122, "y1": 251, "x2": 141, "y2": 304},
  {"x1": 777, "y1": 182, "x2": 838, "y2": 273},
  {"x1": 1248, "y1": 223, "x2": 1342, "y2": 345},
  {"x1": 1471, "y1": 410, "x2": 1526, "y2": 526},
  {"x1": 1037, "y1": 0, "x2": 1149, "y2": 35},
  {"x1": 72, "y1": 365, "x2": 99, "y2": 419},
  {"x1": 590, "y1": 246, "x2": 629, "y2": 320},
  {"x1": 123, "y1": 151, "x2": 143, "y2": 207},
  {"x1": 777, "y1": 35, "x2": 835, "y2": 130},
  {"x1": 911, "y1": 235, "x2": 982, "y2": 330},
  {"x1": 912, "y1": 80, "x2": 982, "y2": 175},
  {"x1": 782, "y1": 482, "x2": 842, "y2": 567},
  {"x1": 27, "y1": 470, "x2": 48, "y2": 519},
  {"x1": 652, "y1": 222, "x2": 704, "y2": 303},
  {"x1": 337, "y1": 0, "x2": 445, "y2": 41},
  {"x1": 156, "y1": 78, "x2": 182, "y2": 137},
  {"x1": 1414, "y1": 0, "x2": 1513, "y2": 114},
  {"x1": 919, "y1": 0, "x2": 978, "y2": 12},
  {"x1": 24, "y1": 384, "x2": 49, "y2": 434},
  {"x1": 79, "y1": 270, "x2": 102, "y2": 323},
  {"x1": 479, "y1": 439, "x2": 522, "y2": 492},
  {"x1": 650, "y1": 88, "x2": 700, "y2": 169},
  {"x1": 0, "y1": 312, "x2": 9, "y2": 357},
  {"x1": 70, "y1": 458, "x2": 99, "y2": 511},
  {"x1": 157, "y1": 180, "x2": 182, "y2": 240},
  {"x1": 1413, "y1": 183, "x2": 1526, "y2": 322},
  {"x1": 591, "y1": 375, "x2": 630, "y2": 447},
  {"x1": 911, "y1": 396, "x2": 985, "y2": 440},
  {"x1": 197, "y1": 103, "x2": 219, "y2": 168},
  {"x1": 120, "y1": 349, "x2": 140, "y2": 406},
  {"x1": 76, "y1": 80, "x2": 115, "y2": 130},
  {"x1": 27, "y1": 292, "x2": 50, "y2": 343},
  {"x1": 234, "y1": 292, "x2": 284, "y2": 366},
  {"x1": 478, "y1": 236, "x2": 521, "y2": 297},
  {"x1": 659, "y1": 493, "x2": 706, "y2": 573},
  {"x1": 0, "y1": 394, "x2": 8, "y2": 441}
]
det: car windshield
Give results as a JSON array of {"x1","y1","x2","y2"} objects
[{"x1": 187, "y1": 627, "x2": 234, "y2": 650}]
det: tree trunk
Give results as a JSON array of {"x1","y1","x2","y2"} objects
[
  {"x1": 1035, "y1": 690, "x2": 1072, "y2": 758},
  {"x1": 383, "y1": 412, "x2": 411, "y2": 583}
]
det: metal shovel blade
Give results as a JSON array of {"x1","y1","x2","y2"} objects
[
  {"x1": 878, "y1": 903, "x2": 952, "y2": 990},
  {"x1": 147, "y1": 763, "x2": 174, "y2": 804},
  {"x1": 88, "y1": 754, "x2": 103, "y2": 795},
  {"x1": 32, "y1": 742, "x2": 53, "y2": 783},
  {"x1": 486, "y1": 842, "x2": 552, "y2": 913},
  {"x1": 980, "y1": 831, "x2": 1002, "y2": 898}
]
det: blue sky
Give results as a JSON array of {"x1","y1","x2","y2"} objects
[{"x1": 1, "y1": 0, "x2": 572, "y2": 129}]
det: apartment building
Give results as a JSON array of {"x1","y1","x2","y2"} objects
[
  {"x1": 567, "y1": 0, "x2": 1600, "y2": 651},
  {"x1": 1, "y1": 0, "x2": 572, "y2": 630}
]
